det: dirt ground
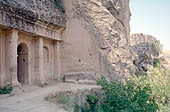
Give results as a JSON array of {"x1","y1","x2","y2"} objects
[{"x1": 0, "y1": 81, "x2": 99, "y2": 112}]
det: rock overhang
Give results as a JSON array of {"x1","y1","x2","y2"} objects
[{"x1": 0, "y1": 0, "x2": 66, "y2": 40}]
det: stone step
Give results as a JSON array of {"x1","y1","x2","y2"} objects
[{"x1": 64, "y1": 72, "x2": 97, "y2": 84}]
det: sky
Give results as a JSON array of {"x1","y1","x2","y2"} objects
[{"x1": 130, "y1": 0, "x2": 170, "y2": 50}]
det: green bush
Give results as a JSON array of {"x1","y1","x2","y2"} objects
[
  {"x1": 0, "y1": 86, "x2": 13, "y2": 95},
  {"x1": 153, "y1": 58, "x2": 160, "y2": 67},
  {"x1": 54, "y1": 0, "x2": 65, "y2": 13},
  {"x1": 46, "y1": 92, "x2": 73, "y2": 111},
  {"x1": 76, "y1": 76, "x2": 158, "y2": 112},
  {"x1": 151, "y1": 41, "x2": 162, "y2": 57},
  {"x1": 130, "y1": 67, "x2": 170, "y2": 112}
]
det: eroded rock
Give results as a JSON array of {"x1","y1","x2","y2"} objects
[
  {"x1": 130, "y1": 33, "x2": 160, "y2": 75},
  {"x1": 62, "y1": 0, "x2": 135, "y2": 82},
  {"x1": 0, "y1": 0, "x2": 66, "y2": 26}
]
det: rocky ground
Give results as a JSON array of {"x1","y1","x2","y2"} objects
[{"x1": 0, "y1": 82, "x2": 99, "y2": 112}]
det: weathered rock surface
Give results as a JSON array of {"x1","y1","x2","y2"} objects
[
  {"x1": 0, "y1": 0, "x2": 66, "y2": 26},
  {"x1": 130, "y1": 33, "x2": 158, "y2": 75},
  {"x1": 62, "y1": 0, "x2": 135, "y2": 81},
  {"x1": 0, "y1": 0, "x2": 136, "y2": 84},
  {"x1": 0, "y1": 0, "x2": 66, "y2": 40},
  {"x1": 64, "y1": 72, "x2": 97, "y2": 84},
  {"x1": 130, "y1": 33, "x2": 157, "y2": 46}
]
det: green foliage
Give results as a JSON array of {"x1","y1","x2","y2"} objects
[
  {"x1": 54, "y1": 0, "x2": 65, "y2": 13},
  {"x1": 86, "y1": 94, "x2": 99, "y2": 110},
  {"x1": 130, "y1": 67, "x2": 170, "y2": 112},
  {"x1": 77, "y1": 76, "x2": 158, "y2": 112},
  {"x1": 151, "y1": 41, "x2": 162, "y2": 57},
  {"x1": 0, "y1": 86, "x2": 13, "y2": 95},
  {"x1": 49, "y1": 93, "x2": 71, "y2": 104},
  {"x1": 153, "y1": 58, "x2": 160, "y2": 67},
  {"x1": 47, "y1": 92, "x2": 73, "y2": 111},
  {"x1": 75, "y1": 94, "x2": 101, "y2": 112}
]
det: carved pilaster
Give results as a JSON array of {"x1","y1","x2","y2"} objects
[
  {"x1": 5, "y1": 29, "x2": 20, "y2": 86},
  {"x1": 0, "y1": 29, "x2": 5, "y2": 86},
  {"x1": 34, "y1": 37, "x2": 45, "y2": 85},
  {"x1": 53, "y1": 41, "x2": 61, "y2": 80}
]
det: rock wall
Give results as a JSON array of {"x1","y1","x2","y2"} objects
[
  {"x1": 0, "y1": 0, "x2": 135, "y2": 83},
  {"x1": 62, "y1": 0, "x2": 135, "y2": 82},
  {"x1": 0, "y1": 0, "x2": 66, "y2": 87},
  {"x1": 0, "y1": 0, "x2": 66, "y2": 40},
  {"x1": 130, "y1": 33, "x2": 158, "y2": 75},
  {"x1": 0, "y1": 0, "x2": 66, "y2": 26},
  {"x1": 130, "y1": 33, "x2": 157, "y2": 46}
]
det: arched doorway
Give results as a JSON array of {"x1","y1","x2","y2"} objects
[{"x1": 17, "y1": 43, "x2": 28, "y2": 84}]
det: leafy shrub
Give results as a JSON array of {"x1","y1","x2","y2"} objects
[
  {"x1": 151, "y1": 41, "x2": 162, "y2": 57},
  {"x1": 46, "y1": 92, "x2": 73, "y2": 111},
  {"x1": 76, "y1": 77, "x2": 158, "y2": 112},
  {"x1": 153, "y1": 58, "x2": 160, "y2": 67},
  {"x1": 0, "y1": 86, "x2": 13, "y2": 95},
  {"x1": 130, "y1": 67, "x2": 170, "y2": 112},
  {"x1": 54, "y1": 0, "x2": 65, "y2": 13}
]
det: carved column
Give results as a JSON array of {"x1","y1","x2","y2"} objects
[
  {"x1": 0, "y1": 30, "x2": 5, "y2": 86},
  {"x1": 34, "y1": 37, "x2": 44, "y2": 85},
  {"x1": 53, "y1": 41, "x2": 61, "y2": 80},
  {"x1": 5, "y1": 29, "x2": 20, "y2": 86}
]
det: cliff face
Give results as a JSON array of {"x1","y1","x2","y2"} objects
[
  {"x1": 62, "y1": 0, "x2": 135, "y2": 81},
  {"x1": 0, "y1": 0, "x2": 135, "y2": 82},
  {"x1": 102, "y1": 0, "x2": 131, "y2": 40},
  {"x1": 0, "y1": 0, "x2": 66, "y2": 26},
  {"x1": 130, "y1": 33, "x2": 158, "y2": 75},
  {"x1": 0, "y1": 0, "x2": 66, "y2": 39},
  {"x1": 130, "y1": 33, "x2": 157, "y2": 46}
]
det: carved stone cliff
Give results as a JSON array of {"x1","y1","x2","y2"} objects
[
  {"x1": 0, "y1": 0, "x2": 66, "y2": 39},
  {"x1": 0, "y1": 0, "x2": 136, "y2": 83},
  {"x1": 62, "y1": 0, "x2": 135, "y2": 82},
  {"x1": 0, "y1": 0, "x2": 66, "y2": 26}
]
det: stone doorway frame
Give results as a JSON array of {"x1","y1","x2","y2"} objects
[{"x1": 17, "y1": 43, "x2": 29, "y2": 85}]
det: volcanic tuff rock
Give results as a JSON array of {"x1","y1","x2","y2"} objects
[
  {"x1": 0, "y1": 0, "x2": 66, "y2": 27},
  {"x1": 130, "y1": 33, "x2": 157, "y2": 46},
  {"x1": 0, "y1": 0, "x2": 66, "y2": 40},
  {"x1": 0, "y1": 0, "x2": 136, "y2": 83},
  {"x1": 62, "y1": 0, "x2": 135, "y2": 81},
  {"x1": 0, "y1": 0, "x2": 67, "y2": 87},
  {"x1": 130, "y1": 33, "x2": 158, "y2": 75}
]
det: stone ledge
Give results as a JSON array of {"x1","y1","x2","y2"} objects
[{"x1": 64, "y1": 72, "x2": 97, "y2": 84}]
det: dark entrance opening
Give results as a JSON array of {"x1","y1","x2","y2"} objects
[{"x1": 17, "y1": 43, "x2": 28, "y2": 84}]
